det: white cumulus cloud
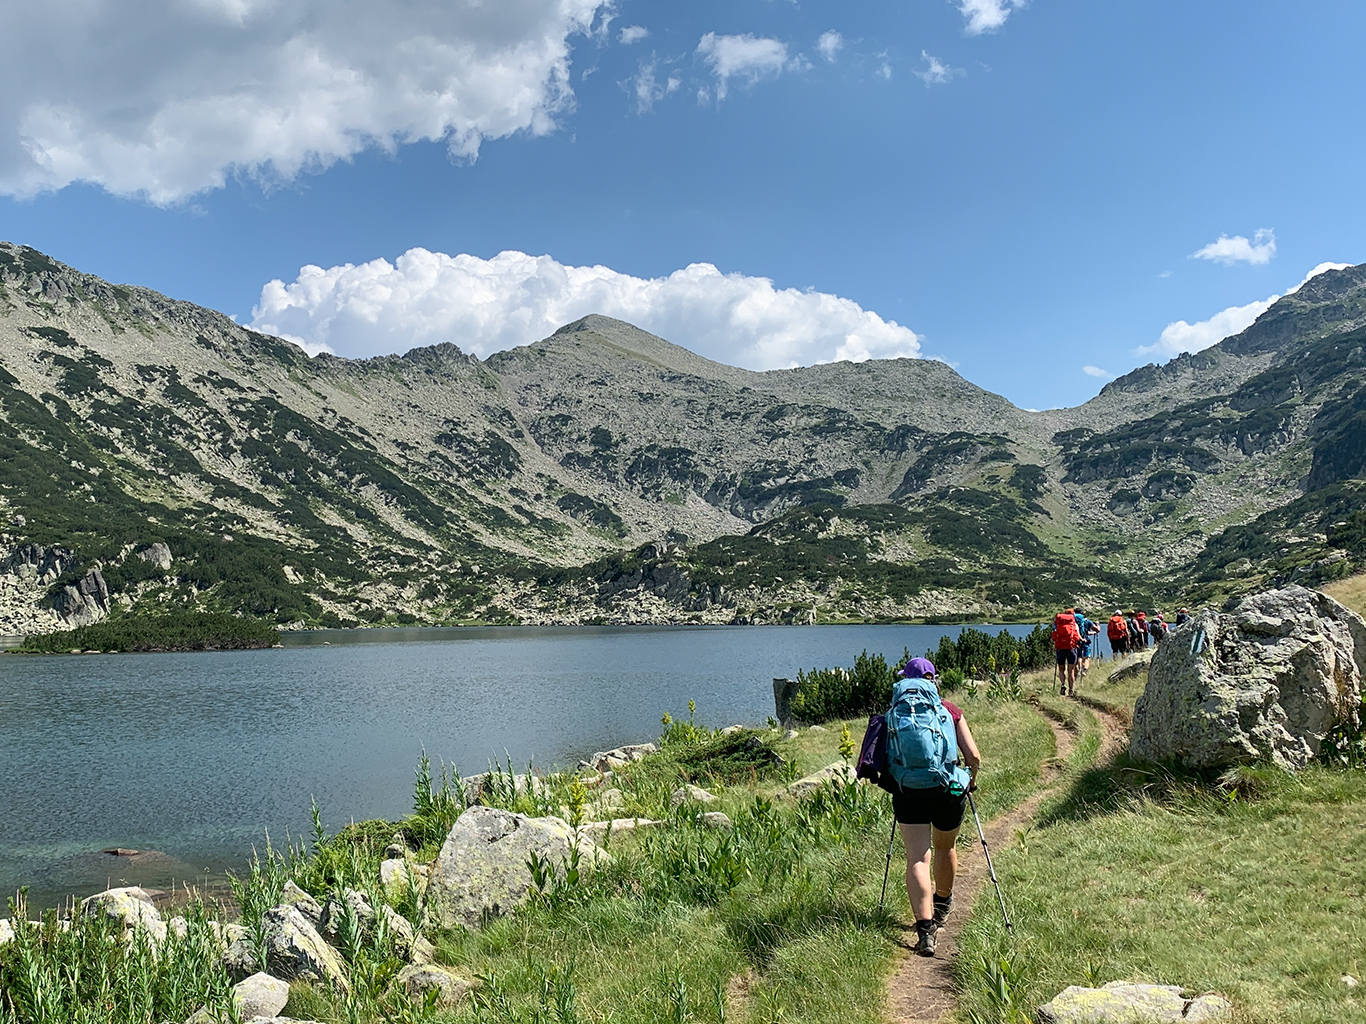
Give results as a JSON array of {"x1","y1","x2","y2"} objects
[
  {"x1": 619, "y1": 25, "x2": 650, "y2": 45},
  {"x1": 1082, "y1": 365, "x2": 1113, "y2": 379},
  {"x1": 1135, "y1": 261, "x2": 1351, "y2": 359},
  {"x1": 1191, "y1": 229, "x2": 1277, "y2": 265},
  {"x1": 0, "y1": 0, "x2": 610, "y2": 204},
  {"x1": 954, "y1": 0, "x2": 1026, "y2": 35},
  {"x1": 816, "y1": 31, "x2": 844, "y2": 62},
  {"x1": 915, "y1": 51, "x2": 960, "y2": 86},
  {"x1": 251, "y1": 249, "x2": 923, "y2": 370},
  {"x1": 696, "y1": 33, "x2": 791, "y2": 100}
]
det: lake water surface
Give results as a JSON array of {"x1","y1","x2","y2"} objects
[{"x1": 0, "y1": 623, "x2": 1031, "y2": 908}]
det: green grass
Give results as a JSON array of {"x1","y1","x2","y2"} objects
[{"x1": 952, "y1": 659, "x2": 1366, "y2": 1024}]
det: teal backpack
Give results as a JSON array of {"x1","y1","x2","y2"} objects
[{"x1": 885, "y1": 678, "x2": 971, "y2": 795}]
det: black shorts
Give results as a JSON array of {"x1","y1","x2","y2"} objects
[
  {"x1": 1055, "y1": 648, "x2": 1077, "y2": 666},
  {"x1": 891, "y1": 785, "x2": 967, "y2": 831}
]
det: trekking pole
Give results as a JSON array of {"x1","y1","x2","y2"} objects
[
  {"x1": 878, "y1": 815, "x2": 898, "y2": 912},
  {"x1": 967, "y1": 791, "x2": 1013, "y2": 934}
]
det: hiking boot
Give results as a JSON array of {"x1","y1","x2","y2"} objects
[
  {"x1": 914, "y1": 920, "x2": 937, "y2": 957},
  {"x1": 932, "y1": 892, "x2": 953, "y2": 927}
]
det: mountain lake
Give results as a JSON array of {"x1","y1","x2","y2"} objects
[{"x1": 0, "y1": 622, "x2": 1037, "y2": 908}]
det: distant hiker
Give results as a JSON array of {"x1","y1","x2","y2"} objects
[
  {"x1": 1107, "y1": 610, "x2": 1128, "y2": 658},
  {"x1": 1135, "y1": 611, "x2": 1150, "y2": 648},
  {"x1": 885, "y1": 657, "x2": 981, "y2": 958},
  {"x1": 1073, "y1": 608, "x2": 1097, "y2": 674},
  {"x1": 1125, "y1": 611, "x2": 1143, "y2": 652},
  {"x1": 1148, "y1": 614, "x2": 1169, "y2": 643},
  {"x1": 1174, "y1": 607, "x2": 1191, "y2": 627},
  {"x1": 1052, "y1": 608, "x2": 1082, "y2": 696}
]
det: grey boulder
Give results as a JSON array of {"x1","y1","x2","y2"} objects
[
  {"x1": 787, "y1": 761, "x2": 856, "y2": 797},
  {"x1": 224, "y1": 906, "x2": 349, "y2": 991},
  {"x1": 396, "y1": 963, "x2": 470, "y2": 1008},
  {"x1": 1131, "y1": 586, "x2": 1366, "y2": 768},
  {"x1": 80, "y1": 887, "x2": 165, "y2": 942},
  {"x1": 187, "y1": 972, "x2": 290, "y2": 1024},
  {"x1": 318, "y1": 888, "x2": 374, "y2": 943},
  {"x1": 1038, "y1": 982, "x2": 1231, "y2": 1023},
  {"x1": 423, "y1": 806, "x2": 604, "y2": 930},
  {"x1": 278, "y1": 881, "x2": 323, "y2": 929},
  {"x1": 670, "y1": 784, "x2": 718, "y2": 807}
]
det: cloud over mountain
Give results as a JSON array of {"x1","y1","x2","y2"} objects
[
  {"x1": 251, "y1": 249, "x2": 922, "y2": 370},
  {"x1": 0, "y1": 0, "x2": 610, "y2": 204}
]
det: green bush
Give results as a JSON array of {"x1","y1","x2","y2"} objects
[
  {"x1": 17, "y1": 612, "x2": 278, "y2": 653},
  {"x1": 789, "y1": 649, "x2": 897, "y2": 723}
]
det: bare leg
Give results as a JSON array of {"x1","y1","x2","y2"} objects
[
  {"x1": 932, "y1": 826, "x2": 960, "y2": 897},
  {"x1": 900, "y1": 822, "x2": 934, "y2": 921}
]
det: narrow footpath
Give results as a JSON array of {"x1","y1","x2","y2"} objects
[{"x1": 883, "y1": 700, "x2": 1129, "y2": 1024}]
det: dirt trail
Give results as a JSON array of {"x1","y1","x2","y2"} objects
[{"x1": 882, "y1": 700, "x2": 1128, "y2": 1024}]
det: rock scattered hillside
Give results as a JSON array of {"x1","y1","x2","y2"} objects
[{"x1": 1, "y1": 241, "x2": 1363, "y2": 632}]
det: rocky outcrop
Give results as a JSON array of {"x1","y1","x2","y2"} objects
[
  {"x1": 423, "y1": 807, "x2": 604, "y2": 931},
  {"x1": 54, "y1": 568, "x2": 110, "y2": 626},
  {"x1": 1038, "y1": 982, "x2": 1231, "y2": 1023},
  {"x1": 135, "y1": 542, "x2": 173, "y2": 570},
  {"x1": 1131, "y1": 586, "x2": 1366, "y2": 768},
  {"x1": 278, "y1": 881, "x2": 323, "y2": 929}
]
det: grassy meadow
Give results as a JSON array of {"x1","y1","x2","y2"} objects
[{"x1": 953, "y1": 654, "x2": 1366, "y2": 1024}]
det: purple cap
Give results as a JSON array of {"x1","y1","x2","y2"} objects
[{"x1": 897, "y1": 657, "x2": 937, "y2": 679}]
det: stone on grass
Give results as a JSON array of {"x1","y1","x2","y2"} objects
[
  {"x1": 319, "y1": 888, "x2": 374, "y2": 943},
  {"x1": 423, "y1": 806, "x2": 605, "y2": 931},
  {"x1": 1131, "y1": 586, "x2": 1366, "y2": 769},
  {"x1": 576, "y1": 818, "x2": 663, "y2": 844},
  {"x1": 380, "y1": 905, "x2": 432, "y2": 964},
  {"x1": 224, "y1": 906, "x2": 349, "y2": 991},
  {"x1": 670, "y1": 784, "x2": 718, "y2": 807},
  {"x1": 1108, "y1": 650, "x2": 1152, "y2": 685},
  {"x1": 278, "y1": 881, "x2": 323, "y2": 929},
  {"x1": 1037, "y1": 982, "x2": 1230, "y2": 1023},
  {"x1": 578, "y1": 743, "x2": 658, "y2": 773},
  {"x1": 380, "y1": 857, "x2": 429, "y2": 899},
  {"x1": 80, "y1": 887, "x2": 166, "y2": 942},
  {"x1": 187, "y1": 972, "x2": 291, "y2": 1024},
  {"x1": 700, "y1": 812, "x2": 734, "y2": 831},
  {"x1": 396, "y1": 963, "x2": 470, "y2": 1008},
  {"x1": 0, "y1": 920, "x2": 12, "y2": 945},
  {"x1": 787, "y1": 761, "x2": 857, "y2": 797}
]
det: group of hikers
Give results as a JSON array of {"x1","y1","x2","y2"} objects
[
  {"x1": 1048, "y1": 605, "x2": 1191, "y2": 697},
  {"x1": 855, "y1": 604, "x2": 1198, "y2": 957}
]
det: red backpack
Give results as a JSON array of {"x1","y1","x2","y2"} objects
[{"x1": 1053, "y1": 612, "x2": 1081, "y2": 650}]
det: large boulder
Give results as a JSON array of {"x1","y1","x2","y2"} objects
[
  {"x1": 187, "y1": 973, "x2": 290, "y2": 1024},
  {"x1": 1038, "y1": 981, "x2": 1231, "y2": 1023},
  {"x1": 223, "y1": 906, "x2": 349, "y2": 991},
  {"x1": 1131, "y1": 587, "x2": 1366, "y2": 769},
  {"x1": 787, "y1": 761, "x2": 857, "y2": 797},
  {"x1": 80, "y1": 887, "x2": 166, "y2": 942},
  {"x1": 423, "y1": 806, "x2": 604, "y2": 930}
]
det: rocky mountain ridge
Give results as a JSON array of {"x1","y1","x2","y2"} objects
[{"x1": 1, "y1": 240, "x2": 1363, "y2": 633}]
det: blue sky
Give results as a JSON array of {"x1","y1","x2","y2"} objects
[{"x1": 2, "y1": 0, "x2": 1364, "y2": 410}]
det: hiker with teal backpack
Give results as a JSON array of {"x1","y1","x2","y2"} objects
[{"x1": 883, "y1": 657, "x2": 982, "y2": 957}]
